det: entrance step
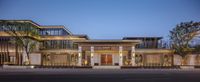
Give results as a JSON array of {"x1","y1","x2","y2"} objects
[{"x1": 93, "y1": 66, "x2": 121, "y2": 69}]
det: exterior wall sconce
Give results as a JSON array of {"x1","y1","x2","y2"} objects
[
  {"x1": 91, "y1": 53, "x2": 94, "y2": 58},
  {"x1": 119, "y1": 52, "x2": 122, "y2": 58},
  {"x1": 78, "y1": 52, "x2": 81, "y2": 58}
]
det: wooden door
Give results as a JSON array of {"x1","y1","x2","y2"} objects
[
  {"x1": 101, "y1": 54, "x2": 112, "y2": 65},
  {"x1": 101, "y1": 54, "x2": 106, "y2": 65},
  {"x1": 106, "y1": 55, "x2": 112, "y2": 65}
]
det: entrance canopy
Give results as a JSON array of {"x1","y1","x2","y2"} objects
[
  {"x1": 74, "y1": 39, "x2": 173, "y2": 67},
  {"x1": 74, "y1": 40, "x2": 141, "y2": 66},
  {"x1": 74, "y1": 40, "x2": 142, "y2": 46}
]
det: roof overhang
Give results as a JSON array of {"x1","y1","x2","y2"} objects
[
  {"x1": 0, "y1": 20, "x2": 41, "y2": 28},
  {"x1": 135, "y1": 49, "x2": 173, "y2": 54},
  {"x1": 71, "y1": 34, "x2": 89, "y2": 40},
  {"x1": 74, "y1": 40, "x2": 142, "y2": 45},
  {"x1": 41, "y1": 25, "x2": 72, "y2": 35},
  {"x1": 123, "y1": 37, "x2": 163, "y2": 40}
]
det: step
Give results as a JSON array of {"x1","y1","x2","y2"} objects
[
  {"x1": 93, "y1": 66, "x2": 121, "y2": 69},
  {"x1": 3, "y1": 65, "x2": 34, "y2": 69}
]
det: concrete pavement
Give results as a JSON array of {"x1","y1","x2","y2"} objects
[{"x1": 0, "y1": 68, "x2": 200, "y2": 82}]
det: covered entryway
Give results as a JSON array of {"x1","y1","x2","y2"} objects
[
  {"x1": 74, "y1": 40, "x2": 141, "y2": 68},
  {"x1": 101, "y1": 54, "x2": 112, "y2": 65}
]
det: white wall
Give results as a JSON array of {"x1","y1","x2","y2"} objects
[
  {"x1": 173, "y1": 55, "x2": 182, "y2": 65},
  {"x1": 94, "y1": 54, "x2": 100, "y2": 65},
  {"x1": 30, "y1": 53, "x2": 41, "y2": 65},
  {"x1": 185, "y1": 55, "x2": 197, "y2": 65},
  {"x1": 113, "y1": 54, "x2": 119, "y2": 65}
]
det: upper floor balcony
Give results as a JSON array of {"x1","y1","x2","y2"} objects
[
  {"x1": 39, "y1": 26, "x2": 72, "y2": 36},
  {"x1": 39, "y1": 40, "x2": 78, "y2": 50},
  {"x1": 0, "y1": 20, "x2": 41, "y2": 40},
  {"x1": 123, "y1": 37, "x2": 171, "y2": 49}
]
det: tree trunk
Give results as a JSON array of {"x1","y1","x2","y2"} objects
[
  {"x1": 22, "y1": 48, "x2": 30, "y2": 65},
  {"x1": 181, "y1": 55, "x2": 187, "y2": 65},
  {"x1": 15, "y1": 44, "x2": 19, "y2": 65},
  {"x1": 25, "y1": 49, "x2": 30, "y2": 65}
]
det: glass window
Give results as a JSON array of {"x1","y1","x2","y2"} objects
[
  {"x1": 0, "y1": 26, "x2": 2, "y2": 31},
  {"x1": 50, "y1": 30, "x2": 53, "y2": 35},
  {"x1": 55, "y1": 29, "x2": 59, "y2": 35},
  {"x1": 40, "y1": 28, "x2": 71, "y2": 36},
  {"x1": 52, "y1": 29, "x2": 55, "y2": 35},
  {"x1": 58, "y1": 29, "x2": 62, "y2": 35}
]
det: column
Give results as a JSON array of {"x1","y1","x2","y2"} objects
[
  {"x1": 119, "y1": 46, "x2": 123, "y2": 66},
  {"x1": 90, "y1": 46, "x2": 94, "y2": 66},
  {"x1": 131, "y1": 46, "x2": 136, "y2": 66},
  {"x1": 78, "y1": 46, "x2": 82, "y2": 66}
]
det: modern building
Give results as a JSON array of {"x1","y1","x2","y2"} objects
[{"x1": 0, "y1": 20, "x2": 184, "y2": 68}]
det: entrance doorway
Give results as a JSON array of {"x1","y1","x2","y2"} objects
[{"x1": 101, "y1": 54, "x2": 112, "y2": 65}]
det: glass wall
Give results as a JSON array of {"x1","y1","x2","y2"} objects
[
  {"x1": 0, "y1": 22, "x2": 39, "y2": 31},
  {"x1": 123, "y1": 51, "x2": 132, "y2": 66},
  {"x1": 42, "y1": 53, "x2": 78, "y2": 66},
  {"x1": 0, "y1": 22, "x2": 40, "y2": 38},
  {"x1": 142, "y1": 54, "x2": 172, "y2": 66},
  {"x1": 40, "y1": 40, "x2": 78, "y2": 50},
  {"x1": 135, "y1": 39, "x2": 159, "y2": 49},
  {"x1": 122, "y1": 53, "x2": 172, "y2": 67},
  {"x1": 81, "y1": 51, "x2": 91, "y2": 66},
  {"x1": 40, "y1": 28, "x2": 69, "y2": 36},
  {"x1": 0, "y1": 37, "x2": 13, "y2": 65},
  {"x1": 135, "y1": 54, "x2": 143, "y2": 66}
]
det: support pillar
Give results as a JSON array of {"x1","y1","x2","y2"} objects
[
  {"x1": 119, "y1": 46, "x2": 123, "y2": 66},
  {"x1": 78, "y1": 46, "x2": 82, "y2": 66},
  {"x1": 131, "y1": 46, "x2": 136, "y2": 66},
  {"x1": 90, "y1": 46, "x2": 94, "y2": 66}
]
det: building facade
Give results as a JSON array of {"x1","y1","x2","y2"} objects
[{"x1": 0, "y1": 20, "x2": 192, "y2": 68}]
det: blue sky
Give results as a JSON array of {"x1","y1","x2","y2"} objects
[{"x1": 0, "y1": 0, "x2": 200, "y2": 39}]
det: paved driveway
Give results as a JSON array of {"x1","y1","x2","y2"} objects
[{"x1": 0, "y1": 68, "x2": 200, "y2": 82}]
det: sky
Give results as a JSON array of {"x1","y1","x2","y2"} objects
[{"x1": 0, "y1": 0, "x2": 200, "y2": 39}]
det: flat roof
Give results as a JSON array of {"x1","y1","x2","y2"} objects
[
  {"x1": 123, "y1": 37, "x2": 163, "y2": 40},
  {"x1": 74, "y1": 39, "x2": 142, "y2": 43},
  {"x1": 72, "y1": 34, "x2": 89, "y2": 40},
  {"x1": 0, "y1": 20, "x2": 41, "y2": 28}
]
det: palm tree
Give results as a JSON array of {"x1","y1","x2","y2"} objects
[{"x1": 0, "y1": 20, "x2": 40, "y2": 65}]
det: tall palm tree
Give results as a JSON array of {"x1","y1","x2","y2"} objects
[{"x1": 0, "y1": 20, "x2": 40, "y2": 65}]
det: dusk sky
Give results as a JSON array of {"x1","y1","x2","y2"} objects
[{"x1": 0, "y1": 0, "x2": 200, "y2": 39}]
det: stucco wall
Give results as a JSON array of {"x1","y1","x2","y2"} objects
[
  {"x1": 185, "y1": 55, "x2": 197, "y2": 65},
  {"x1": 113, "y1": 54, "x2": 119, "y2": 65},
  {"x1": 94, "y1": 54, "x2": 100, "y2": 65},
  {"x1": 173, "y1": 55, "x2": 182, "y2": 65},
  {"x1": 30, "y1": 53, "x2": 41, "y2": 65},
  {"x1": 173, "y1": 54, "x2": 200, "y2": 65}
]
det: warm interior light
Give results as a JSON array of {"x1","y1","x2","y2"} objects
[{"x1": 91, "y1": 53, "x2": 94, "y2": 58}]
